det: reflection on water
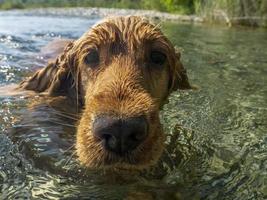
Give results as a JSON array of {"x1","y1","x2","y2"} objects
[{"x1": 0, "y1": 11, "x2": 266, "y2": 200}]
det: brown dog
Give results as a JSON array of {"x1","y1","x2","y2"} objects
[{"x1": 19, "y1": 16, "x2": 193, "y2": 170}]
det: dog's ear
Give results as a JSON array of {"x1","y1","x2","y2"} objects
[
  {"x1": 19, "y1": 41, "x2": 82, "y2": 101},
  {"x1": 168, "y1": 50, "x2": 195, "y2": 93}
]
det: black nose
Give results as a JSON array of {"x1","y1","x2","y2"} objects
[{"x1": 92, "y1": 115, "x2": 148, "y2": 154}]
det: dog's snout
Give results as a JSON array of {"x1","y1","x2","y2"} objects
[{"x1": 93, "y1": 115, "x2": 148, "y2": 154}]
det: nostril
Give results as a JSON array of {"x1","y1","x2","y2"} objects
[
  {"x1": 103, "y1": 135, "x2": 116, "y2": 151},
  {"x1": 94, "y1": 131, "x2": 119, "y2": 152},
  {"x1": 93, "y1": 130, "x2": 110, "y2": 141},
  {"x1": 121, "y1": 116, "x2": 148, "y2": 152},
  {"x1": 129, "y1": 132, "x2": 139, "y2": 141},
  {"x1": 101, "y1": 133, "x2": 111, "y2": 141},
  {"x1": 125, "y1": 131, "x2": 146, "y2": 152},
  {"x1": 129, "y1": 131, "x2": 146, "y2": 142},
  {"x1": 129, "y1": 117, "x2": 148, "y2": 141}
]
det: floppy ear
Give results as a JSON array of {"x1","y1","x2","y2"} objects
[
  {"x1": 168, "y1": 50, "x2": 194, "y2": 92},
  {"x1": 19, "y1": 41, "x2": 82, "y2": 103}
]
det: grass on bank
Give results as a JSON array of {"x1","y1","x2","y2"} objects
[
  {"x1": 0, "y1": 0, "x2": 195, "y2": 14},
  {"x1": 0, "y1": 0, "x2": 267, "y2": 27}
]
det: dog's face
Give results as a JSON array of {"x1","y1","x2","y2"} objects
[{"x1": 64, "y1": 17, "x2": 192, "y2": 170}]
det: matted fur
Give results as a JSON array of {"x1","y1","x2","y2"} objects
[{"x1": 19, "y1": 16, "x2": 193, "y2": 170}]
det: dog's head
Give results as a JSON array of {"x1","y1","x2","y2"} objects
[
  {"x1": 71, "y1": 17, "x2": 193, "y2": 170},
  {"x1": 21, "y1": 16, "x2": 193, "y2": 170}
]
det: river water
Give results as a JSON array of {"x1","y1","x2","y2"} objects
[{"x1": 0, "y1": 10, "x2": 266, "y2": 200}]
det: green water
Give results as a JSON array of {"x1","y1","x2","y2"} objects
[{"x1": 0, "y1": 11, "x2": 266, "y2": 200}]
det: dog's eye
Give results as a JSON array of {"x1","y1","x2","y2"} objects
[
  {"x1": 150, "y1": 51, "x2": 166, "y2": 66},
  {"x1": 85, "y1": 50, "x2": 99, "y2": 66}
]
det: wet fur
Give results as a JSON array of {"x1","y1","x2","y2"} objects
[{"x1": 19, "y1": 16, "x2": 193, "y2": 170}]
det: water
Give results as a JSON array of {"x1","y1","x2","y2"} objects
[{"x1": 0, "y1": 10, "x2": 266, "y2": 200}]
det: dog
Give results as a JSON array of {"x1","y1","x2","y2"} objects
[{"x1": 19, "y1": 16, "x2": 193, "y2": 170}]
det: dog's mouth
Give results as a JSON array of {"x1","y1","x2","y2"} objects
[{"x1": 100, "y1": 148, "x2": 141, "y2": 166}]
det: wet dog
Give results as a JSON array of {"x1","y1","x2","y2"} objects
[{"x1": 19, "y1": 16, "x2": 193, "y2": 170}]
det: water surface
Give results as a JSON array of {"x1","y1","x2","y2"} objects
[{"x1": 0, "y1": 10, "x2": 266, "y2": 200}]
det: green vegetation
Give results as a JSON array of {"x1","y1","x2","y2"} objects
[
  {"x1": 0, "y1": 0, "x2": 196, "y2": 13},
  {"x1": 0, "y1": 0, "x2": 266, "y2": 26},
  {"x1": 195, "y1": 0, "x2": 267, "y2": 26}
]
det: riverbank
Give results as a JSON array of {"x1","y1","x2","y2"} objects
[
  {"x1": 1, "y1": 0, "x2": 267, "y2": 27},
  {"x1": 1, "y1": 7, "x2": 267, "y2": 27},
  {"x1": 0, "y1": 7, "x2": 204, "y2": 23}
]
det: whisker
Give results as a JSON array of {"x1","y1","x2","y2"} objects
[
  {"x1": 51, "y1": 111, "x2": 79, "y2": 121},
  {"x1": 76, "y1": 66, "x2": 80, "y2": 113},
  {"x1": 13, "y1": 124, "x2": 39, "y2": 128},
  {"x1": 62, "y1": 144, "x2": 75, "y2": 153},
  {"x1": 164, "y1": 147, "x2": 176, "y2": 167},
  {"x1": 63, "y1": 150, "x2": 77, "y2": 168},
  {"x1": 53, "y1": 108, "x2": 80, "y2": 117},
  {"x1": 48, "y1": 120, "x2": 77, "y2": 127},
  {"x1": 46, "y1": 103, "x2": 80, "y2": 118}
]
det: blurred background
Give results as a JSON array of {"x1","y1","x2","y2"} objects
[{"x1": 0, "y1": 0, "x2": 267, "y2": 27}]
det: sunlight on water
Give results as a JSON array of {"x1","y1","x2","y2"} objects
[{"x1": 0, "y1": 10, "x2": 266, "y2": 200}]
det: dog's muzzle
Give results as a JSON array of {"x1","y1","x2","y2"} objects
[{"x1": 92, "y1": 115, "x2": 148, "y2": 155}]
